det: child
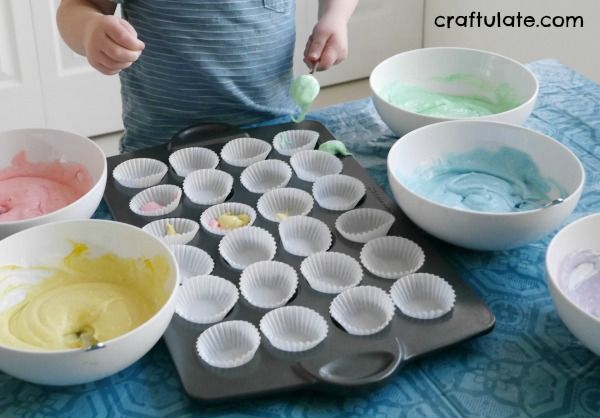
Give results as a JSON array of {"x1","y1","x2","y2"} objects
[{"x1": 57, "y1": 0, "x2": 358, "y2": 152}]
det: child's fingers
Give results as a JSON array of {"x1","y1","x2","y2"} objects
[
  {"x1": 99, "y1": 51, "x2": 135, "y2": 70},
  {"x1": 305, "y1": 30, "x2": 327, "y2": 63},
  {"x1": 102, "y1": 37, "x2": 142, "y2": 64},
  {"x1": 95, "y1": 62, "x2": 121, "y2": 76},
  {"x1": 105, "y1": 18, "x2": 145, "y2": 52}
]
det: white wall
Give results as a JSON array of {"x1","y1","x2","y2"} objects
[{"x1": 424, "y1": 0, "x2": 600, "y2": 83}]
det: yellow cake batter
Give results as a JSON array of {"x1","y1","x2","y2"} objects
[{"x1": 0, "y1": 242, "x2": 171, "y2": 350}]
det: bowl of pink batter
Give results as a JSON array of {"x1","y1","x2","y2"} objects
[
  {"x1": 0, "y1": 129, "x2": 107, "y2": 239},
  {"x1": 546, "y1": 214, "x2": 600, "y2": 356}
]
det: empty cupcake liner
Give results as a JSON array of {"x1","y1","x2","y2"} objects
[
  {"x1": 129, "y1": 184, "x2": 182, "y2": 217},
  {"x1": 300, "y1": 251, "x2": 363, "y2": 294},
  {"x1": 256, "y1": 188, "x2": 314, "y2": 223},
  {"x1": 113, "y1": 158, "x2": 168, "y2": 189},
  {"x1": 239, "y1": 261, "x2": 298, "y2": 309},
  {"x1": 289, "y1": 150, "x2": 343, "y2": 182},
  {"x1": 142, "y1": 218, "x2": 199, "y2": 245},
  {"x1": 312, "y1": 174, "x2": 366, "y2": 211},
  {"x1": 329, "y1": 286, "x2": 395, "y2": 336},
  {"x1": 218, "y1": 226, "x2": 277, "y2": 270},
  {"x1": 390, "y1": 273, "x2": 456, "y2": 320},
  {"x1": 169, "y1": 147, "x2": 219, "y2": 177},
  {"x1": 220, "y1": 137, "x2": 272, "y2": 167},
  {"x1": 200, "y1": 202, "x2": 257, "y2": 236},
  {"x1": 196, "y1": 320, "x2": 260, "y2": 368},
  {"x1": 278, "y1": 216, "x2": 332, "y2": 257},
  {"x1": 183, "y1": 169, "x2": 233, "y2": 205},
  {"x1": 335, "y1": 208, "x2": 395, "y2": 243},
  {"x1": 176, "y1": 275, "x2": 239, "y2": 324},
  {"x1": 168, "y1": 244, "x2": 215, "y2": 283},
  {"x1": 273, "y1": 130, "x2": 319, "y2": 156},
  {"x1": 360, "y1": 236, "x2": 425, "y2": 280},
  {"x1": 240, "y1": 159, "x2": 292, "y2": 194},
  {"x1": 259, "y1": 306, "x2": 328, "y2": 352}
]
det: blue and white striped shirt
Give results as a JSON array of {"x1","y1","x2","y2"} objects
[{"x1": 114, "y1": 0, "x2": 297, "y2": 152}]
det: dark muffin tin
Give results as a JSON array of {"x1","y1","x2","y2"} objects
[{"x1": 103, "y1": 120, "x2": 495, "y2": 403}]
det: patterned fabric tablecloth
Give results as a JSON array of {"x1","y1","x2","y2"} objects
[{"x1": 1, "y1": 60, "x2": 599, "y2": 418}]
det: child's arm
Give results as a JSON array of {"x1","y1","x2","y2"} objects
[
  {"x1": 304, "y1": 0, "x2": 359, "y2": 71},
  {"x1": 57, "y1": 0, "x2": 144, "y2": 75}
]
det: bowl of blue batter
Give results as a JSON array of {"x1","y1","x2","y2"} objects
[
  {"x1": 546, "y1": 214, "x2": 600, "y2": 356},
  {"x1": 370, "y1": 47, "x2": 538, "y2": 136},
  {"x1": 387, "y1": 120, "x2": 584, "y2": 251}
]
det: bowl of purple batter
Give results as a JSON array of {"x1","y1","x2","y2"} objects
[
  {"x1": 546, "y1": 214, "x2": 600, "y2": 356},
  {"x1": 0, "y1": 129, "x2": 107, "y2": 239}
]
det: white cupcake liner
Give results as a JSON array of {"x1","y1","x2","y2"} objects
[
  {"x1": 289, "y1": 150, "x2": 343, "y2": 182},
  {"x1": 239, "y1": 261, "x2": 298, "y2": 309},
  {"x1": 360, "y1": 236, "x2": 425, "y2": 280},
  {"x1": 196, "y1": 320, "x2": 260, "y2": 368},
  {"x1": 113, "y1": 158, "x2": 168, "y2": 189},
  {"x1": 312, "y1": 174, "x2": 366, "y2": 211},
  {"x1": 200, "y1": 202, "x2": 257, "y2": 236},
  {"x1": 257, "y1": 188, "x2": 314, "y2": 223},
  {"x1": 335, "y1": 208, "x2": 395, "y2": 243},
  {"x1": 218, "y1": 226, "x2": 277, "y2": 270},
  {"x1": 390, "y1": 273, "x2": 456, "y2": 320},
  {"x1": 129, "y1": 184, "x2": 182, "y2": 217},
  {"x1": 259, "y1": 306, "x2": 328, "y2": 352},
  {"x1": 278, "y1": 216, "x2": 332, "y2": 257},
  {"x1": 176, "y1": 275, "x2": 239, "y2": 324},
  {"x1": 329, "y1": 286, "x2": 395, "y2": 336},
  {"x1": 300, "y1": 251, "x2": 363, "y2": 294},
  {"x1": 220, "y1": 137, "x2": 272, "y2": 167},
  {"x1": 142, "y1": 218, "x2": 199, "y2": 245},
  {"x1": 169, "y1": 147, "x2": 219, "y2": 177},
  {"x1": 273, "y1": 130, "x2": 319, "y2": 156},
  {"x1": 183, "y1": 169, "x2": 233, "y2": 205},
  {"x1": 240, "y1": 159, "x2": 292, "y2": 194},
  {"x1": 168, "y1": 244, "x2": 215, "y2": 283}
]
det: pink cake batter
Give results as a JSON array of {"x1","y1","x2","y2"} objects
[{"x1": 0, "y1": 151, "x2": 93, "y2": 222}]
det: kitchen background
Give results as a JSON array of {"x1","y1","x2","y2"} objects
[{"x1": 1, "y1": 0, "x2": 598, "y2": 155}]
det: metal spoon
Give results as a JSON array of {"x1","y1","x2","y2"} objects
[
  {"x1": 542, "y1": 197, "x2": 564, "y2": 208},
  {"x1": 80, "y1": 331, "x2": 106, "y2": 352}
]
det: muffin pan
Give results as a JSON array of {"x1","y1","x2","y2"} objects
[{"x1": 103, "y1": 120, "x2": 495, "y2": 403}]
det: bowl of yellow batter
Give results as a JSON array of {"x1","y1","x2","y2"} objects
[
  {"x1": 370, "y1": 47, "x2": 538, "y2": 136},
  {"x1": 387, "y1": 120, "x2": 584, "y2": 250},
  {"x1": 0, "y1": 219, "x2": 179, "y2": 385},
  {"x1": 0, "y1": 128, "x2": 107, "y2": 239}
]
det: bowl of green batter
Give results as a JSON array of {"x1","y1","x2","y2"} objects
[{"x1": 370, "y1": 47, "x2": 538, "y2": 136}]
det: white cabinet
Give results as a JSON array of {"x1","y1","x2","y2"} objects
[
  {"x1": 423, "y1": 0, "x2": 600, "y2": 83},
  {"x1": 0, "y1": 0, "x2": 123, "y2": 137}
]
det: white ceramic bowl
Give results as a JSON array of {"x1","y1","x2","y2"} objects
[
  {"x1": 370, "y1": 47, "x2": 538, "y2": 136},
  {"x1": 387, "y1": 120, "x2": 584, "y2": 250},
  {"x1": 0, "y1": 220, "x2": 179, "y2": 385},
  {"x1": 0, "y1": 129, "x2": 107, "y2": 239},
  {"x1": 546, "y1": 214, "x2": 600, "y2": 356}
]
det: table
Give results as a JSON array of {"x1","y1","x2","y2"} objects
[{"x1": 2, "y1": 59, "x2": 599, "y2": 418}]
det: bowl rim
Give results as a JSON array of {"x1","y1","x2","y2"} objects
[
  {"x1": 0, "y1": 128, "x2": 108, "y2": 226},
  {"x1": 369, "y1": 46, "x2": 540, "y2": 121},
  {"x1": 545, "y1": 213, "x2": 600, "y2": 326},
  {"x1": 0, "y1": 219, "x2": 181, "y2": 354},
  {"x1": 386, "y1": 119, "x2": 586, "y2": 217}
]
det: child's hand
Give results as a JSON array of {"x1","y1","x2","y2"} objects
[
  {"x1": 83, "y1": 15, "x2": 145, "y2": 75},
  {"x1": 303, "y1": 15, "x2": 349, "y2": 72}
]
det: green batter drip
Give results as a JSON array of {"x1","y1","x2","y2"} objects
[{"x1": 290, "y1": 74, "x2": 320, "y2": 122}]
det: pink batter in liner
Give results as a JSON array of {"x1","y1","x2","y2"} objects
[{"x1": 0, "y1": 151, "x2": 93, "y2": 222}]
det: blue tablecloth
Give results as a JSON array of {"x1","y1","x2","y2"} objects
[{"x1": 2, "y1": 59, "x2": 599, "y2": 418}]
